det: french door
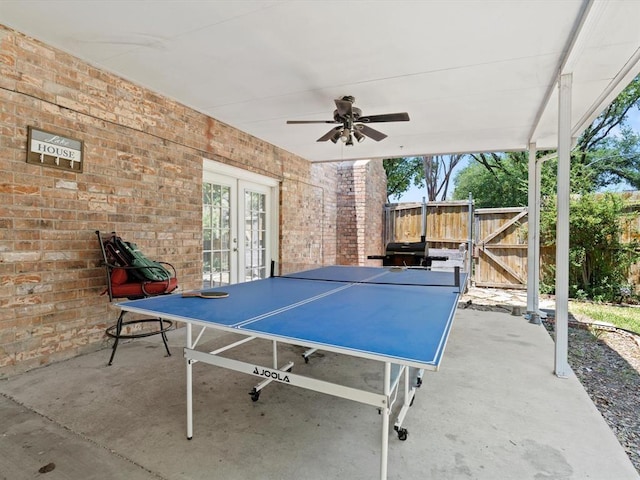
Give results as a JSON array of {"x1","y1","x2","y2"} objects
[
  {"x1": 202, "y1": 162, "x2": 278, "y2": 287},
  {"x1": 240, "y1": 181, "x2": 270, "y2": 282}
]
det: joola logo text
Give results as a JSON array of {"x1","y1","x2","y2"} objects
[{"x1": 253, "y1": 367, "x2": 290, "y2": 383}]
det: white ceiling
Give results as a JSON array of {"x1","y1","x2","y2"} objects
[{"x1": 2, "y1": 0, "x2": 640, "y2": 162}]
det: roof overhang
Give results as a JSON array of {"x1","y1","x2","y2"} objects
[{"x1": 2, "y1": 0, "x2": 640, "y2": 162}]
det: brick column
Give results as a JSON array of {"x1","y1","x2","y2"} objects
[{"x1": 336, "y1": 160, "x2": 386, "y2": 265}]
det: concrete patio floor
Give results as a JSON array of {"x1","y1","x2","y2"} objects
[{"x1": 1, "y1": 307, "x2": 638, "y2": 480}]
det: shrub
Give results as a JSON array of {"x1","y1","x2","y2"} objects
[{"x1": 540, "y1": 192, "x2": 640, "y2": 302}]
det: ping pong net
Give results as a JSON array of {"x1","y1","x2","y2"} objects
[{"x1": 278, "y1": 265, "x2": 465, "y2": 291}]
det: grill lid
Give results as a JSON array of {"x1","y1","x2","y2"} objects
[{"x1": 385, "y1": 242, "x2": 427, "y2": 255}]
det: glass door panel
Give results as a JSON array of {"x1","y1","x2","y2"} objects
[
  {"x1": 241, "y1": 184, "x2": 269, "y2": 282},
  {"x1": 202, "y1": 181, "x2": 234, "y2": 287}
]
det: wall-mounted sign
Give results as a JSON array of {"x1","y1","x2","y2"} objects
[{"x1": 27, "y1": 127, "x2": 83, "y2": 172}]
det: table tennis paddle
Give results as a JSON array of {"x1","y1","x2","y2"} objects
[{"x1": 181, "y1": 290, "x2": 229, "y2": 299}]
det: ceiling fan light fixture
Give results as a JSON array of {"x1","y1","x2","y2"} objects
[
  {"x1": 345, "y1": 133, "x2": 354, "y2": 146},
  {"x1": 287, "y1": 96, "x2": 410, "y2": 146}
]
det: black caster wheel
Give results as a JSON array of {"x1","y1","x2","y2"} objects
[
  {"x1": 416, "y1": 378, "x2": 423, "y2": 388},
  {"x1": 303, "y1": 355, "x2": 309, "y2": 364},
  {"x1": 395, "y1": 427, "x2": 408, "y2": 441},
  {"x1": 410, "y1": 396, "x2": 415, "y2": 407},
  {"x1": 249, "y1": 389, "x2": 260, "y2": 402}
]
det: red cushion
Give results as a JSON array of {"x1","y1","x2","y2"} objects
[
  {"x1": 111, "y1": 268, "x2": 128, "y2": 285},
  {"x1": 111, "y1": 277, "x2": 178, "y2": 299}
]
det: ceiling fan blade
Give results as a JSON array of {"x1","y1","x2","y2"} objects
[
  {"x1": 287, "y1": 120, "x2": 338, "y2": 124},
  {"x1": 334, "y1": 98, "x2": 353, "y2": 117},
  {"x1": 317, "y1": 126, "x2": 342, "y2": 142},
  {"x1": 357, "y1": 112, "x2": 410, "y2": 123},
  {"x1": 356, "y1": 124, "x2": 387, "y2": 141}
]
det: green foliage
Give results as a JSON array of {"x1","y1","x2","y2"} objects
[
  {"x1": 383, "y1": 157, "x2": 424, "y2": 201},
  {"x1": 452, "y1": 152, "x2": 556, "y2": 208},
  {"x1": 540, "y1": 193, "x2": 640, "y2": 302},
  {"x1": 575, "y1": 127, "x2": 640, "y2": 191},
  {"x1": 452, "y1": 156, "x2": 524, "y2": 207}
]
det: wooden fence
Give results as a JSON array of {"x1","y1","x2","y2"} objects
[
  {"x1": 386, "y1": 196, "x2": 640, "y2": 290},
  {"x1": 384, "y1": 200, "x2": 472, "y2": 248}
]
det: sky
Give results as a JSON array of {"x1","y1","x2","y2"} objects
[{"x1": 395, "y1": 108, "x2": 640, "y2": 203}]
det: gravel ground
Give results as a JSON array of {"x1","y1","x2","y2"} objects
[{"x1": 543, "y1": 317, "x2": 640, "y2": 474}]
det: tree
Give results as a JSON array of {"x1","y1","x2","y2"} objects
[
  {"x1": 574, "y1": 127, "x2": 640, "y2": 191},
  {"x1": 452, "y1": 155, "x2": 524, "y2": 207},
  {"x1": 423, "y1": 154, "x2": 465, "y2": 201},
  {"x1": 383, "y1": 157, "x2": 424, "y2": 201},
  {"x1": 384, "y1": 155, "x2": 465, "y2": 202}
]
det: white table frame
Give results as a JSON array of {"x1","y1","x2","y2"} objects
[{"x1": 183, "y1": 322, "x2": 426, "y2": 480}]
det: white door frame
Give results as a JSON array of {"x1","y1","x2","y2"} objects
[{"x1": 203, "y1": 159, "x2": 279, "y2": 284}]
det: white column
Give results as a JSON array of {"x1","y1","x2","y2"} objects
[
  {"x1": 555, "y1": 73, "x2": 572, "y2": 378},
  {"x1": 534, "y1": 156, "x2": 543, "y2": 316},
  {"x1": 526, "y1": 143, "x2": 540, "y2": 323},
  {"x1": 467, "y1": 192, "x2": 473, "y2": 276}
]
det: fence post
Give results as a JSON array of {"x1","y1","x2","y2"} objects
[{"x1": 421, "y1": 197, "x2": 427, "y2": 242}]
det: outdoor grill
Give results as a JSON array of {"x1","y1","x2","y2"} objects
[{"x1": 368, "y1": 240, "x2": 448, "y2": 268}]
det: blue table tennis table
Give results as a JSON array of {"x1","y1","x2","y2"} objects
[{"x1": 117, "y1": 265, "x2": 466, "y2": 480}]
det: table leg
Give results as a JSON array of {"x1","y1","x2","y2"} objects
[
  {"x1": 380, "y1": 362, "x2": 390, "y2": 480},
  {"x1": 272, "y1": 340, "x2": 278, "y2": 368},
  {"x1": 186, "y1": 323, "x2": 193, "y2": 440},
  {"x1": 249, "y1": 340, "x2": 293, "y2": 401}
]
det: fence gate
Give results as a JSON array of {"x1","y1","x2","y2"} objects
[{"x1": 474, "y1": 207, "x2": 528, "y2": 289}]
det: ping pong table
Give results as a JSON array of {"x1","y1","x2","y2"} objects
[{"x1": 117, "y1": 265, "x2": 466, "y2": 480}]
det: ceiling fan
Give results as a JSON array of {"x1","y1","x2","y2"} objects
[{"x1": 286, "y1": 96, "x2": 410, "y2": 146}]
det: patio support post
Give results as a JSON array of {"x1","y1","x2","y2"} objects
[
  {"x1": 467, "y1": 192, "x2": 473, "y2": 277},
  {"x1": 526, "y1": 143, "x2": 541, "y2": 324},
  {"x1": 555, "y1": 73, "x2": 572, "y2": 378}
]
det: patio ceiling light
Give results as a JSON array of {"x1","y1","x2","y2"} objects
[{"x1": 330, "y1": 129, "x2": 342, "y2": 144}]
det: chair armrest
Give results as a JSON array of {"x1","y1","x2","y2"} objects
[{"x1": 156, "y1": 261, "x2": 177, "y2": 278}]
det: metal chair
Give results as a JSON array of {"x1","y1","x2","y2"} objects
[{"x1": 96, "y1": 231, "x2": 178, "y2": 365}]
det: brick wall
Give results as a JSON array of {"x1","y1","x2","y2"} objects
[
  {"x1": 279, "y1": 161, "x2": 339, "y2": 274},
  {"x1": 336, "y1": 160, "x2": 386, "y2": 265},
  {"x1": 0, "y1": 25, "x2": 386, "y2": 375}
]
